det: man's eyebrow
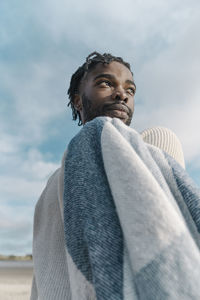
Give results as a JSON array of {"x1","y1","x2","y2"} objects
[
  {"x1": 93, "y1": 73, "x2": 115, "y2": 81},
  {"x1": 94, "y1": 74, "x2": 136, "y2": 89},
  {"x1": 126, "y1": 79, "x2": 136, "y2": 89}
]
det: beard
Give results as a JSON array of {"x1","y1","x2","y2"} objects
[{"x1": 81, "y1": 94, "x2": 133, "y2": 126}]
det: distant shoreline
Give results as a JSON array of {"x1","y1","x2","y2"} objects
[
  {"x1": 0, "y1": 258, "x2": 33, "y2": 300},
  {"x1": 0, "y1": 254, "x2": 32, "y2": 261}
]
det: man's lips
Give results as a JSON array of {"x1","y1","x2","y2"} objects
[
  {"x1": 105, "y1": 104, "x2": 129, "y2": 114},
  {"x1": 103, "y1": 104, "x2": 130, "y2": 119}
]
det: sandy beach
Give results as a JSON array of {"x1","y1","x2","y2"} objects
[{"x1": 0, "y1": 261, "x2": 33, "y2": 300}]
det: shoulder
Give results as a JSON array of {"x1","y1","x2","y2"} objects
[{"x1": 141, "y1": 126, "x2": 185, "y2": 169}]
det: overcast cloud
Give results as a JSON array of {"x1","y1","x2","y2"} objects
[{"x1": 0, "y1": 0, "x2": 200, "y2": 255}]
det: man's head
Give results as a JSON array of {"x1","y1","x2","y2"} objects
[{"x1": 68, "y1": 52, "x2": 136, "y2": 126}]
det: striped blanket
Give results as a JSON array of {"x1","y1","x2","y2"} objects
[{"x1": 63, "y1": 117, "x2": 200, "y2": 300}]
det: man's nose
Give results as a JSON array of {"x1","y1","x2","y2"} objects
[{"x1": 112, "y1": 87, "x2": 128, "y2": 103}]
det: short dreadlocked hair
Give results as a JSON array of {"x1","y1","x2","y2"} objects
[{"x1": 67, "y1": 51, "x2": 133, "y2": 126}]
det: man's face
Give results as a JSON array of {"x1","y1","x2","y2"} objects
[{"x1": 75, "y1": 61, "x2": 136, "y2": 126}]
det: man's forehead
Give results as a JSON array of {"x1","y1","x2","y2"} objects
[{"x1": 85, "y1": 61, "x2": 133, "y2": 80}]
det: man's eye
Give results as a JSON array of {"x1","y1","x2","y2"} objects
[
  {"x1": 127, "y1": 87, "x2": 135, "y2": 95},
  {"x1": 97, "y1": 80, "x2": 112, "y2": 87}
]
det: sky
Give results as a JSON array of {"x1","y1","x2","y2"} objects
[{"x1": 0, "y1": 0, "x2": 200, "y2": 255}]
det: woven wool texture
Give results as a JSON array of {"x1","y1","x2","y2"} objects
[
  {"x1": 141, "y1": 126, "x2": 185, "y2": 169},
  {"x1": 31, "y1": 117, "x2": 200, "y2": 300}
]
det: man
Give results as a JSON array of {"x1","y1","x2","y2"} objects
[
  {"x1": 31, "y1": 52, "x2": 137, "y2": 299},
  {"x1": 31, "y1": 52, "x2": 200, "y2": 300},
  {"x1": 67, "y1": 51, "x2": 136, "y2": 126}
]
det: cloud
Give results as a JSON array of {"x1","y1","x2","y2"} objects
[
  {"x1": 1, "y1": 0, "x2": 199, "y2": 149},
  {"x1": 28, "y1": 0, "x2": 200, "y2": 60},
  {"x1": 0, "y1": 146, "x2": 59, "y2": 255},
  {"x1": 1, "y1": 0, "x2": 199, "y2": 154},
  {"x1": 133, "y1": 12, "x2": 200, "y2": 162},
  {"x1": 0, "y1": 205, "x2": 33, "y2": 255},
  {"x1": 0, "y1": 0, "x2": 200, "y2": 255},
  {"x1": 0, "y1": 147, "x2": 59, "y2": 198}
]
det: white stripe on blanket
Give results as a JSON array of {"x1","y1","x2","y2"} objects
[{"x1": 101, "y1": 120, "x2": 198, "y2": 273}]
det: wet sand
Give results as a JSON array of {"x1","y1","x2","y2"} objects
[{"x1": 0, "y1": 264, "x2": 33, "y2": 300}]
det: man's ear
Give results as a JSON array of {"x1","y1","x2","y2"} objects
[{"x1": 74, "y1": 94, "x2": 83, "y2": 112}]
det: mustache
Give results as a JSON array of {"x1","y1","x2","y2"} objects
[
  {"x1": 102, "y1": 101, "x2": 132, "y2": 116},
  {"x1": 81, "y1": 94, "x2": 134, "y2": 126}
]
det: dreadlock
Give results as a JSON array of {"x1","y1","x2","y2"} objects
[{"x1": 67, "y1": 51, "x2": 133, "y2": 126}]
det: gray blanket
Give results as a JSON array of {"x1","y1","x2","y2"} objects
[{"x1": 63, "y1": 117, "x2": 200, "y2": 300}]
